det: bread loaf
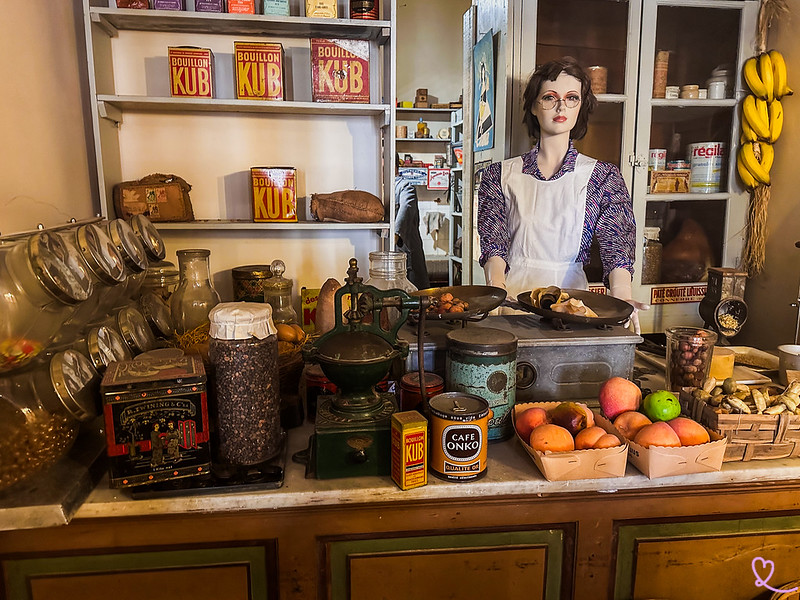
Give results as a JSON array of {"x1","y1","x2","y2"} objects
[
  {"x1": 316, "y1": 278, "x2": 342, "y2": 334},
  {"x1": 310, "y1": 190, "x2": 384, "y2": 223}
]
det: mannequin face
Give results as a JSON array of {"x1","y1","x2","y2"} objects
[{"x1": 531, "y1": 72, "x2": 582, "y2": 139}]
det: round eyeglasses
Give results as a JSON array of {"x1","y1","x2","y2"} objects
[{"x1": 538, "y1": 94, "x2": 581, "y2": 110}]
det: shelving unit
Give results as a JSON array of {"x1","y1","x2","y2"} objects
[{"x1": 448, "y1": 108, "x2": 464, "y2": 285}]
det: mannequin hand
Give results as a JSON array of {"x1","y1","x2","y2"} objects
[
  {"x1": 608, "y1": 268, "x2": 649, "y2": 335},
  {"x1": 484, "y1": 256, "x2": 508, "y2": 290},
  {"x1": 625, "y1": 300, "x2": 650, "y2": 335}
]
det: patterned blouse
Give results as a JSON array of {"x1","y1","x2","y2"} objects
[{"x1": 477, "y1": 142, "x2": 636, "y2": 286}]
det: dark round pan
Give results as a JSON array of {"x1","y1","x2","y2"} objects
[
  {"x1": 516, "y1": 289, "x2": 633, "y2": 325},
  {"x1": 411, "y1": 285, "x2": 507, "y2": 321}
]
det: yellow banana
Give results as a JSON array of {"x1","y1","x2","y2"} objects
[
  {"x1": 760, "y1": 52, "x2": 774, "y2": 102},
  {"x1": 769, "y1": 50, "x2": 790, "y2": 99},
  {"x1": 740, "y1": 142, "x2": 771, "y2": 185},
  {"x1": 758, "y1": 141, "x2": 775, "y2": 173},
  {"x1": 769, "y1": 99, "x2": 784, "y2": 143},
  {"x1": 736, "y1": 152, "x2": 758, "y2": 190},
  {"x1": 741, "y1": 110, "x2": 759, "y2": 142},
  {"x1": 743, "y1": 94, "x2": 771, "y2": 139},
  {"x1": 744, "y1": 56, "x2": 768, "y2": 98}
]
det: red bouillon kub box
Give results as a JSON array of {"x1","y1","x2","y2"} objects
[{"x1": 251, "y1": 167, "x2": 297, "y2": 222}]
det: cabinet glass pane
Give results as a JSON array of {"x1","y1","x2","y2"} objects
[
  {"x1": 642, "y1": 199, "x2": 726, "y2": 285},
  {"x1": 655, "y1": 6, "x2": 741, "y2": 94},
  {"x1": 536, "y1": 0, "x2": 629, "y2": 95},
  {"x1": 578, "y1": 102, "x2": 624, "y2": 168}
]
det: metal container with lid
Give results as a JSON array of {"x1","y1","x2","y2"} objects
[
  {"x1": 116, "y1": 306, "x2": 158, "y2": 356},
  {"x1": 446, "y1": 327, "x2": 517, "y2": 442},
  {"x1": 0, "y1": 348, "x2": 99, "y2": 490},
  {"x1": 73, "y1": 325, "x2": 133, "y2": 374},
  {"x1": 138, "y1": 291, "x2": 175, "y2": 339},
  {"x1": 0, "y1": 232, "x2": 93, "y2": 374},
  {"x1": 105, "y1": 218, "x2": 148, "y2": 306},
  {"x1": 232, "y1": 264, "x2": 273, "y2": 302},
  {"x1": 129, "y1": 214, "x2": 166, "y2": 263},
  {"x1": 262, "y1": 259, "x2": 298, "y2": 324},
  {"x1": 429, "y1": 392, "x2": 490, "y2": 482}
]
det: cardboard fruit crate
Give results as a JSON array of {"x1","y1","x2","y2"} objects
[
  {"x1": 512, "y1": 402, "x2": 628, "y2": 481},
  {"x1": 626, "y1": 424, "x2": 726, "y2": 479},
  {"x1": 679, "y1": 388, "x2": 800, "y2": 462}
]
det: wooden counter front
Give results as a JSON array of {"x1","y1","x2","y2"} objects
[{"x1": 3, "y1": 424, "x2": 800, "y2": 599}]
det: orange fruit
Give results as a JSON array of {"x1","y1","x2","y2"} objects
[
  {"x1": 529, "y1": 424, "x2": 575, "y2": 453},
  {"x1": 613, "y1": 411, "x2": 652, "y2": 440},
  {"x1": 633, "y1": 422, "x2": 681, "y2": 448},
  {"x1": 667, "y1": 417, "x2": 710, "y2": 446},
  {"x1": 574, "y1": 426, "x2": 606, "y2": 450},
  {"x1": 593, "y1": 433, "x2": 622, "y2": 449},
  {"x1": 515, "y1": 407, "x2": 548, "y2": 441}
]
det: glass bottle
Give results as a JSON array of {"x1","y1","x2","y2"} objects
[
  {"x1": 364, "y1": 250, "x2": 417, "y2": 329},
  {"x1": 641, "y1": 227, "x2": 663, "y2": 285},
  {"x1": 262, "y1": 259, "x2": 298, "y2": 324},
  {"x1": 170, "y1": 249, "x2": 221, "y2": 335},
  {"x1": 416, "y1": 117, "x2": 426, "y2": 138}
]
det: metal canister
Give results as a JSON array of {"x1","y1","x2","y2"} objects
[
  {"x1": 398, "y1": 372, "x2": 444, "y2": 413},
  {"x1": 429, "y1": 392, "x2": 490, "y2": 482},
  {"x1": 446, "y1": 327, "x2": 517, "y2": 442},
  {"x1": 232, "y1": 264, "x2": 273, "y2": 302}
]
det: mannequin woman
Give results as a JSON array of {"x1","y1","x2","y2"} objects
[{"x1": 477, "y1": 57, "x2": 647, "y2": 331}]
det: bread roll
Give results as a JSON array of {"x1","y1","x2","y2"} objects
[{"x1": 316, "y1": 278, "x2": 341, "y2": 334}]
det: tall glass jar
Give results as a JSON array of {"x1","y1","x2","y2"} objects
[
  {"x1": 641, "y1": 227, "x2": 663, "y2": 285},
  {"x1": 140, "y1": 259, "x2": 179, "y2": 302},
  {"x1": 208, "y1": 302, "x2": 282, "y2": 466},
  {"x1": 364, "y1": 251, "x2": 417, "y2": 328},
  {"x1": 170, "y1": 249, "x2": 221, "y2": 359},
  {"x1": 262, "y1": 259, "x2": 298, "y2": 324}
]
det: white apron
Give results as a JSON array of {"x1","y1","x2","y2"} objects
[{"x1": 501, "y1": 152, "x2": 597, "y2": 301}]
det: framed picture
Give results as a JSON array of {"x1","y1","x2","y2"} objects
[
  {"x1": 473, "y1": 31, "x2": 495, "y2": 152},
  {"x1": 427, "y1": 168, "x2": 450, "y2": 191}
]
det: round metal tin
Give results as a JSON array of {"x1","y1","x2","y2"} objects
[{"x1": 429, "y1": 392, "x2": 490, "y2": 482}]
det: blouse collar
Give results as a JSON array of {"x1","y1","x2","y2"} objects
[{"x1": 522, "y1": 140, "x2": 578, "y2": 180}]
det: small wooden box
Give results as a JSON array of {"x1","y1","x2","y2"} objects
[
  {"x1": 251, "y1": 167, "x2": 297, "y2": 222},
  {"x1": 234, "y1": 41, "x2": 285, "y2": 100},
  {"x1": 101, "y1": 355, "x2": 212, "y2": 488},
  {"x1": 391, "y1": 411, "x2": 427, "y2": 490}
]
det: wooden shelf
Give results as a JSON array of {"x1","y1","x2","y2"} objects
[
  {"x1": 97, "y1": 95, "x2": 390, "y2": 119},
  {"x1": 90, "y1": 7, "x2": 391, "y2": 42},
  {"x1": 395, "y1": 138, "x2": 450, "y2": 144},
  {"x1": 644, "y1": 192, "x2": 731, "y2": 202},
  {"x1": 153, "y1": 219, "x2": 390, "y2": 231}
]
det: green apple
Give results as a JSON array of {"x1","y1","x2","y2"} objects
[{"x1": 643, "y1": 390, "x2": 681, "y2": 422}]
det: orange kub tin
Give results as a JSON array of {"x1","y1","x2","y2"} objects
[
  {"x1": 251, "y1": 167, "x2": 297, "y2": 222},
  {"x1": 168, "y1": 47, "x2": 214, "y2": 98},
  {"x1": 391, "y1": 410, "x2": 427, "y2": 490},
  {"x1": 235, "y1": 41, "x2": 285, "y2": 101},
  {"x1": 310, "y1": 38, "x2": 370, "y2": 103}
]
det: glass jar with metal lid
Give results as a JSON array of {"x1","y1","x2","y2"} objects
[
  {"x1": 129, "y1": 214, "x2": 166, "y2": 264},
  {"x1": 116, "y1": 306, "x2": 158, "y2": 356},
  {"x1": 72, "y1": 325, "x2": 132, "y2": 374},
  {"x1": 138, "y1": 291, "x2": 175, "y2": 340},
  {"x1": 0, "y1": 232, "x2": 93, "y2": 374},
  {"x1": 105, "y1": 218, "x2": 148, "y2": 308},
  {"x1": 140, "y1": 259, "x2": 179, "y2": 302},
  {"x1": 232, "y1": 264, "x2": 273, "y2": 302},
  {"x1": 262, "y1": 259, "x2": 298, "y2": 324},
  {"x1": 54, "y1": 222, "x2": 127, "y2": 344},
  {"x1": 0, "y1": 349, "x2": 99, "y2": 490}
]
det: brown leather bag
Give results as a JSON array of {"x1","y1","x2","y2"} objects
[{"x1": 113, "y1": 173, "x2": 194, "y2": 222}]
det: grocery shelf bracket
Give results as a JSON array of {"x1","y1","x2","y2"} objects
[
  {"x1": 98, "y1": 101, "x2": 122, "y2": 128},
  {"x1": 91, "y1": 13, "x2": 119, "y2": 38}
]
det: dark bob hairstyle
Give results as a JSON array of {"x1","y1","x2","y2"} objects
[{"x1": 521, "y1": 56, "x2": 597, "y2": 141}]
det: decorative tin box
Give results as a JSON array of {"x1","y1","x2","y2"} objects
[
  {"x1": 234, "y1": 41, "x2": 284, "y2": 100},
  {"x1": 168, "y1": 47, "x2": 214, "y2": 98},
  {"x1": 310, "y1": 39, "x2": 370, "y2": 103},
  {"x1": 227, "y1": 0, "x2": 255, "y2": 13},
  {"x1": 101, "y1": 354, "x2": 211, "y2": 488},
  {"x1": 251, "y1": 167, "x2": 297, "y2": 222}
]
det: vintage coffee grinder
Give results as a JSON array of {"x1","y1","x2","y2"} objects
[
  {"x1": 303, "y1": 258, "x2": 428, "y2": 479},
  {"x1": 699, "y1": 267, "x2": 748, "y2": 343}
]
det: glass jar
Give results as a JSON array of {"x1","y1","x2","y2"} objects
[
  {"x1": 208, "y1": 302, "x2": 282, "y2": 466},
  {"x1": 116, "y1": 306, "x2": 157, "y2": 356},
  {"x1": 0, "y1": 349, "x2": 98, "y2": 490},
  {"x1": 138, "y1": 291, "x2": 175, "y2": 340},
  {"x1": 170, "y1": 249, "x2": 221, "y2": 360},
  {"x1": 105, "y1": 218, "x2": 148, "y2": 308},
  {"x1": 665, "y1": 327, "x2": 718, "y2": 390},
  {"x1": 262, "y1": 259, "x2": 298, "y2": 324},
  {"x1": 364, "y1": 251, "x2": 417, "y2": 328},
  {"x1": 0, "y1": 232, "x2": 93, "y2": 374},
  {"x1": 72, "y1": 325, "x2": 132, "y2": 374},
  {"x1": 232, "y1": 264, "x2": 273, "y2": 302},
  {"x1": 641, "y1": 227, "x2": 663, "y2": 285},
  {"x1": 129, "y1": 214, "x2": 166, "y2": 264},
  {"x1": 55, "y1": 223, "x2": 128, "y2": 344},
  {"x1": 140, "y1": 259, "x2": 180, "y2": 302}
]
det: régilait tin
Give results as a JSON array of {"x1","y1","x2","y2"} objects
[
  {"x1": 429, "y1": 392, "x2": 490, "y2": 482},
  {"x1": 687, "y1": 142, "x2": 725, "y2": 193},
  {"x1": 446, "y1": 327, "x2": 517, "y2": 441}
]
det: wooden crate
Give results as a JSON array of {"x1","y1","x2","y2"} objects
[{"x1": 680, "y1": 388, "x2": 800, "y2": 462}]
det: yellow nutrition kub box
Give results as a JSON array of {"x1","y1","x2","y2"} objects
[
  {"x1": 168, "y1": 47, "x2": 214, "y2": 98},
  {"x1": 391, "y1": 411, "x2": 427, "y2": 490},
  {"x1": 251, "y1": 167, "x2": 297, "y2": 222},
  {"x1": 235, "y1": 41, "x2": 285, "y2": 101}
]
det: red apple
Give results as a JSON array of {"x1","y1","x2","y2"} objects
[
  {"x1": 598, "y1": 377, "x2": 642, "y2": 420},
  {"x1": 515, "y1": 407, "x2": 548, "y2": 441}
]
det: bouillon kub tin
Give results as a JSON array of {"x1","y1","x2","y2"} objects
[
  {"x1": 446, "y1": 327, "x2": 517, "y2": 442},
  {"x1": 429, "y1": 392, "x2": 490, "y2": 482}
]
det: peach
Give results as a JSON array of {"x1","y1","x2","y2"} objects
[
  {"x1": 598, "y1": 377, "x2": 642, "y2": 420},
  {"x1": 515, "y1": 407, "x2": 548, "y2": 441},
  {"x1": 667, "y1": 417, "x2": 710, "y2": 446},
  {"x1": 575, "y1": 426, "x2": 606, "y2": 450},
  {"x1": 613, "y1": 411, "x2": 652, "y2": 441},
  {"x1": 593, "y1": 433, "x2": 622, "y2": 449},
  {"x1": 529, "y1": 424, "x2": 575, "y2": 453},
  {"x1": 633, "y1": 422, "x2": 681, "y2": 448}
]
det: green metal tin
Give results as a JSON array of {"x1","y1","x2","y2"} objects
[{"x1": 446, "y1": 327, "x2": 518, "y2": 442}]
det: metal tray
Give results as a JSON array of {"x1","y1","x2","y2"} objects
[
  {"x1": 516, "y1": 289, "x2": 633, "y2": 326},
  {"x1": 411, "y1": 285, "x2": 507, "y2": 321}
]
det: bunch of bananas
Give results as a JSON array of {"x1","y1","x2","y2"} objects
[{"x1": 737, "y1": 50, "x2": 792, "y2": 189}]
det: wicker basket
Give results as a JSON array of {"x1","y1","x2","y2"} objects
[
  {"x1": 680, "y1": 388, "x2": 800, "y2": 462},
  {"x1": 278, "y1": 346, "x2": 304, "y2": 397}
]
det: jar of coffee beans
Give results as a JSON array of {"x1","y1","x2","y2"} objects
[
  {"x1": 208, "y1": 302, "x2": 282, "y2": 466},
  {"x1": 665, "y1": 327, "x2": 718, "y2": 390}
]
